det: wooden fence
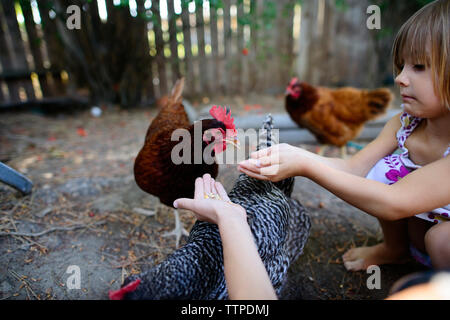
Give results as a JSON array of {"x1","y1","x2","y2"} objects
[
  {"x1": 0, "y1": 0, "x2": 423, "y2": 108},
  {"x1": 0, "y1": 0, "x2": 301, "y2": 107}
]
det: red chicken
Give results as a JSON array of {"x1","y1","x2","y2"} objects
[
  {"x1": 134, "y1": 78, "x2": 238, "y2": 247},
  {"x1": 285, "y1": 77, "x2": 393, "y2": 156}
]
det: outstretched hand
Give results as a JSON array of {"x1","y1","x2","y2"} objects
[
  {"x1": 238, "y1": 143, "x2": 309, "y2": 182},
  {"x1": 174, "y1": 174, "x2": 246, "y2": 225}
]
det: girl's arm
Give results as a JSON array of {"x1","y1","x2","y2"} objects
[
  {"x1": 303, "y1": 156, "x2": 450, "y2": 221},
  {"x1": 240, "y1": 113, "x2": 402, "y2": 180},
  {"x1": 319, "y1": 113, "x2": 402, "y2": 176},
  {"x1": 217, "y1": 211, "x2": 277, "y2": 300},
  {"x1": 174, "y1": 175, "x2": 277, "y2": 300}
]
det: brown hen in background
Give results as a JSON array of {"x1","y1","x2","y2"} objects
[{"x1": 285, "y1": 78, "x2": 393, "y2": 157}]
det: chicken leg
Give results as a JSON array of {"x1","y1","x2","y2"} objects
[{"x1": 162, "y1": 209, "x2": 189, "y2": 248}]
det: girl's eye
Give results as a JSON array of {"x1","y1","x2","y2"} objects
[{"x1": 413, "y1": 64, "x2": 425, "y2": 71}]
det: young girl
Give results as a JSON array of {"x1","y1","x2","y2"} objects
[
  {"x1": 238, "y1": 0, "x2": 450, "y2": 271},
  {"x1": 174, "y1": 0, "x2": 449, "y2": 300}
]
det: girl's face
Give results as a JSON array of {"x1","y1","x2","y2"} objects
[{"x1": 395, "y1": 58, "x2": 445, "y2": 119}]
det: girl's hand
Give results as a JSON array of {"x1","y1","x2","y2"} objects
[
  {"x1": 238, "y1": 143, "x2": 311, "y2": 182},
  {"x1": 174, "y1": 174, "x2": 246, "y2": 225}
]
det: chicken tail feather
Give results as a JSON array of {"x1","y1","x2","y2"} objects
[
  {"x1": 257, "y1": 114, "x2": 277, "y2": 151},
  {"x1": 169, "y1": 77, "x2": 185, "y2": 105},
  {"x1": 365, "y1": 88, "x2": 393, "y2": 118},
  {"x1": 257, "y1": 114, "x2": 294, "y2": 197}
]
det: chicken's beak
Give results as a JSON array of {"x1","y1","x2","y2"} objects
[{"x1": 224, "y1": 137, "x2": 240, "y2": 149}]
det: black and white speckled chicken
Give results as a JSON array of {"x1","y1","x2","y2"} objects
[{"x1": 109, "y1": 115, "x2": 311, "y2": 300}]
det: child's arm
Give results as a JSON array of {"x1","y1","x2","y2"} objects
[
  {"x1": 295, "y1": 112, "x2": 402, "y2": 177},
  {"x1": 174, "y1": 176, "x2": 277, "y2": 300},
  {"x1": 304, "y1": 156, "x2": 450, "y2": 220},
  {"x1": 218, "y1": 210, "x2": 278, "y2": 300},
  {"x1": 239, "y1": 112, "x2": 401, "y2": 180},
  {"x1": 239, "y1": 112, "x2": 449, "y2": 220}
]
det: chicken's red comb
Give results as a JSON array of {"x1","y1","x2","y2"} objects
[
  {"x1": 288, "y1": 77, "x2": 299, "y2": 87},
  {"x1": 109, "y1": 279, "x2": 141, "y2": 300},
  {"x1": 209, "y1": 105, "x2": 236, "y2": 132}
]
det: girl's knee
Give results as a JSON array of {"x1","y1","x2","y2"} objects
[{"x1": 425, "y1": 222, "x2": 450, "y2": 268}]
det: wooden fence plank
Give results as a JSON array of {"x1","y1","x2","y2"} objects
[
  {"x1": 180, "y1": 3, "x2": 195, "y2": 96},
  {"x1": 235, "y1": 0, "x2": 244, "y2": 94},
  {"x1": 0, "y1": 80, "x2": 4, "y2": 101},
  {"x1": 167, "y1": 0, "x2": 181, "y2": 82},
  {"x1": 136, "y1": 1, "x2": 155, "y2": 102},
  {"x1": 0, "y1": 1, "x2": 21, "y2": 102},
  {"x1": 276, "y1": 0, "x2": 294, "y2": 91},
  {"x1": 0, "y1": 0, "x2": 320, "y2": 106},
  {"x1": 39, "y1": 0, "x2": 67, "y2": 96},
  {"x1": 151, "y1": 0, "x2": 168, "y2": 95},
  {"x1": 209, "y1": 5, "x2": 219, "y2": 94},
  {"x1": 1, "y1": 0, "x2": 35, "y2": 100},
  {"x1": 195, "y1": 1, "x2": 208, "y2": 94},
  {"x1": 223, "y1": 0, "x2": 232, "y2": 95},
  {"x1": 248, "y1": 0, "x2": 258, "y2": 91},
  {"x1": 21, "y1": 0, "x2": 51, "y2": 97}
]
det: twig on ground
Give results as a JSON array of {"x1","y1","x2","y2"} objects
[
  {"x1": 111, "y1": 253, "x2": 153, "y2": 269},
  {"x1": 132, "y1": 207, "x2": 156, "y2": 217},
  {"x1": 9, "y1": 270, "x2": 40, "y2": 300},
  {"x1": 0, "y1": 221, "x2": 106, "y2": 238}
]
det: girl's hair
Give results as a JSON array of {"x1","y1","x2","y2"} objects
[{"x1": 392, "y1": 0, "x2": 450, "y2": 109}]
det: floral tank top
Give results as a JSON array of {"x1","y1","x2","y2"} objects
[{"x1": 366, "y1": 112, "x2": 450, "y2": 223}]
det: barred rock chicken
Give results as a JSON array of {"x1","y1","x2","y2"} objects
[
  {"x1": 285, "y1": 78, "x2": 393, "y2": 157},
  {"x1": 110, "y1": 115, "x2": 311, "y2": 300},
  {"x1": 133, "y1": 78, "x2": 239, "y2": 247}
]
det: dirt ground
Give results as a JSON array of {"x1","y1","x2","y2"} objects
[{"x1": 0, "y1": 93, "x2": 426, "y2": 300}]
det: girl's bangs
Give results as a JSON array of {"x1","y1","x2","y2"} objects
[{"x1": 393, "y1": 16, "x2": 431, "y2": 74}]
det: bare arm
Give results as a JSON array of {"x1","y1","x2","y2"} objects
[
  {"x1": 240, "y1": 113, "x2": 402, "y2": 180},
  {"x1": 174, "y1": 174, "x2": 277, "y2": 300},
  {"x1": 309, "y1": 112, "x2": 402, "y2": 176},
  {"x1": 239, "y1": 112, "x2": 449, "y2": 220},
  {"x1": 303, "y1": 156, "x2": 450, "y2": 220},
  {"x1": 217, "y1": 212, "x2": 277, "y2": 300}
]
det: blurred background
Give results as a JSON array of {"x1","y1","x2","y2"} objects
[{"x1": 0, "y1": 0, "x2": 433, "y2": 108}]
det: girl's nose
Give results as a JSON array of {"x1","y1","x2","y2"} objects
[{"x1": 395, "y1": 69, "x2": 409, "y2": 87}]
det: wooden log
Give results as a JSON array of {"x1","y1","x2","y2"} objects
[{"x1": 233, "y1": 109, "x2": 398, "y2": 130}]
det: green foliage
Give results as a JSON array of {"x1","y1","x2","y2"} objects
[{"x1": 334, "y1": 0, "x2": 349, "y2": 12}]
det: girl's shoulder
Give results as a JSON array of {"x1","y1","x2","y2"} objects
[{"x1": 396, "y1": 112, "x2": 422, "y2": 148}]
